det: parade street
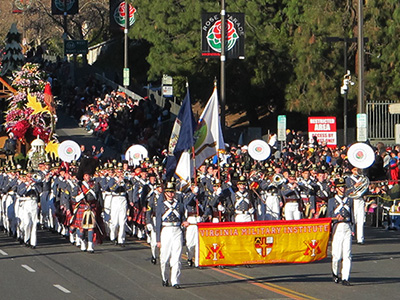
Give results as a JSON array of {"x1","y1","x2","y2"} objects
[{"x1": 0, "y1": 226, "x2": 398, "y2": 300}]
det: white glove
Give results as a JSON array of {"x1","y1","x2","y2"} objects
[
  {"x1": 146, "y1": 224, "x2": 153, "y2": 232},
  {"x1": 249, "y1": 207, "x2": 255, "y2": 214},
  {"x1": 217, "y1": 204, "x2": 225, "y2": 212},
  {"x1": 193, "y1": 186, "x2": 199, "y2": 194},
  {"x1": 217, "y1": 187, "x2": 222, "y2": 196}
]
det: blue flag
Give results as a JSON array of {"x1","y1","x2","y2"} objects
[{"x1": 166, "y1": 88, "x2": 195, "y2": 177}]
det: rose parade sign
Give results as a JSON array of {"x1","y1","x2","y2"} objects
[
  {"x1": 201, "y1": 12, "x2": 245, "y2": 59},
  {"x1": 110, "y1": 0, "x2": 136, "y2": 32}
]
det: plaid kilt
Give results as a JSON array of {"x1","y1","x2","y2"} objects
[
  {"x1": 130, "y1": 204, "x2": 146, "y2": 226},
  {"x1": 71, "y1": 203, "x2": 90, "y2": 230}
]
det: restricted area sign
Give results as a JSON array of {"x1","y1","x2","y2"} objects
[{"x1": 308, "y1": 117, "x2": 337, "y2": 148}]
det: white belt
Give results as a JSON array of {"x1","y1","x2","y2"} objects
[
  {"x1": 162, "y1": 222, "x2": 181, "y2": 227},
  {"x1": 112, "y1": 192, "x2": 126, "y2": 196}
]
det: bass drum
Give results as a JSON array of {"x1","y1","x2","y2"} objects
[
  {"x1": 125, "y1": 145, "x2": 148, "y2": 166},
  {"x1": 347, "y1": 142, "x2": 375, "y2": 169},
  {"x1": 248, "y1": 139, "x2": 271, "y2": 161}
]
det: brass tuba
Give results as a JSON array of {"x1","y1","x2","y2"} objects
[{"x1": 348, "y1": 176, "x2": 370, "y2": 198}]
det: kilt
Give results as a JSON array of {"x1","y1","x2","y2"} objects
[{"x1": 71, "y1": 203, "x2": 90, "y2": 230}]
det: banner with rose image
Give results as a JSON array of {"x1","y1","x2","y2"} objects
[{"x1": 201, "y1": 12, "x2": 245, "y2": 59}]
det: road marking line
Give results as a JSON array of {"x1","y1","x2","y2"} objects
[
  {"x1": 21, "y1": 264, "x2": 36, "y2": 273},
  {"x1": 0, "y1": 250, "x2": 8, "y2": 256},
  {"x1": 53, "y1": 284, "x2": 71, "y2": 294},
  {"x1": 214, "y1": 268, "x2": 320, "y2": 300}
]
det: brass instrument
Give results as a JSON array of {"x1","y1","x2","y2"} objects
[
  {"x1": 32, "y1": 173, "x2": 42, "y2": 182},
  {"x1": 271, "y1": 173, "x2": 284, "y2": 186},
  {"x1": 348, "y1": 176, "x2": 370, "y2": 198}
]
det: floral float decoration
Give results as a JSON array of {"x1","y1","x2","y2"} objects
[{"x1": 4, "y1": 63, "x2": 58, "y2": 157}]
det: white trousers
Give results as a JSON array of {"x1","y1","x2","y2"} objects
[
  {"x1": 186, "y1": 216, "x2": 199, "y2": 266},
  {"x1": 284, "y1": 202, "x2": 301, "y2": 220},
  {"x1": 160, "y1": 226, "x2": 183, "y2": 286},
  {"x1": 109, "y1": 196, "x2": 127, "y2": 244},
  {"x1": 265, "y1": 195, "x2": 281, "y2": 220},
  {"x1": 21, "y1": 200, "x2": 38, "y2": 246},
  {"x1": 102, "y1": 192, "x2": 113, "y2": 236},
  {"x1": 234, "y1": 213, "x2": 253, "y2": 222},
  {"x1": 331, "y1": 222, "x2": 352, "y2": 281},
  {"x1": 353, "y1": 199, "x2": 365, "y2": 243}
]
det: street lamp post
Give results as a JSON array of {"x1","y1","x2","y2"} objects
[
  {"x1": 326, "y1": 37, "x2": 356, "y2": 145},
  {"x1": 220, "y1": 0, "x2": 226, "y2": 134}
]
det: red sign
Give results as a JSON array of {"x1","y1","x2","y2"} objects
[{"x1": 308, "y1": 117, "x2": 337, "y2": 148}]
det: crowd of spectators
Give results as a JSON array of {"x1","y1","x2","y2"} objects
[{"x1": 63, "y1": 77, "x2": 169, "y2": 159}]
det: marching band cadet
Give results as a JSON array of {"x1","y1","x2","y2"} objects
[
  {"x1": 108, "y1": 165, "x2": 130, "y2": 246},
  {"x1": 131, "y1": 167, "x2": 149, "y2": 240},
  {"x1": 261, "y1": 184, "x2": 282, "y2": 221},
  {"x1": 156, "y1": 181, "x2": 189, "y2": 289},
  {"x1": 2, "y1": 168, "x2": 18, "y2": 238},
  {"x1": 183, "y1": 183, "x2": 204, "y2": 267},
  {"x1": 17, "y1": 170, "x2": 40, "y2": 248},
  {"x1": 204, "y1": 179, "x2": 230, "y2": 223},
  {"x1": 281, "y1": 170, "x2": 302, "y2": 220},
  {"x1": 345, "y1": 165, "x2": 367, "y2": 244},
  {"x1": 146, "y1": 181, "x2": 163, "y2": 265},
  {"x1": 233, "y1": 176, "x2": 255, "y2": 222},
  {"x1": 314, "y1": 169, "x2": 331, "y2": 218},
  {"x1": 99, "y1": 163, "x2": 113, "y2": 237},
  {"x1": 297, "y1": 168, "x2": 316, "y2": 218},
  {"x1": 74, "y1": 172, "x2": 101, "y2": 253},
  {"x1": 328, "y1": 177, "x2": 354, "y2": 286}
]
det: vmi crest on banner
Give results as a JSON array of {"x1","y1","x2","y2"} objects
[{"x1": 201, "y1": 12, "x2": 245, "y2": 59}]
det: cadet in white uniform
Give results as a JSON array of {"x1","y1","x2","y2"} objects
[
  {"x1": 328, "y1": 177, "x2": 354, "y2": 286},
  {"x1": 156, "y1": 182, "x2": 189, "y2": 289}
]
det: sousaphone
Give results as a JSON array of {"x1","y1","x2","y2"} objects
[
  {"x1": 248, "y1": 139, "x2": 271, "y2": 161},
  {"x1": 125, "y1": 144, "x2": 148, "y2": 166},
  {"x1": 58, "y1": 140, "x2": 81, "y2": 163},
  {"x1": 347, "y1": 142, "x2": 374, "y2": 198}
]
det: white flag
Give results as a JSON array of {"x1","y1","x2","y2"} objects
[
  {"x1": 194, "y1": 86, "x2": 225, "y2": 169},
  {"x1": 175, "y1": 150, "x2": 194, "y2": 190}
]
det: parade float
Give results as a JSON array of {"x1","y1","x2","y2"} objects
[{"x1": 3, "y1": 62, "x2": 58, "y2": 169}]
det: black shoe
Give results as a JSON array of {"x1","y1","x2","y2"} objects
[
  {"x1": 151, "y1": 257, "x2": 157, "y2": 265},
  {"x1": 342, "y1": 280, "x2": 351, "y2": 286},
  {"x1": 173, "y1": 284, "x2": 181, "y2": 289},
  {"x1": 187, "y1": 259, "x2": 193, "y2": 267},
  {"x1": 333, "y1": 274, "x2": 340, "y2": 284},
  {"x1": 31, "y1": 245, "x2": 36, "y2": 249},
  {"x1": 88, "y1": 250, "x2": 94, "y2": 254},
  {"x1": 162, "y1": 280, "x2": 169, "y2": 287},
  {"x1": 119, "y1": 243, "x2": 125, "y2": 248},
  {"x1": 357, "y1": 241, "x2": 365, "y2": 245}
]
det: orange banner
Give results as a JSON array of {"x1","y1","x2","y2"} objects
[{"x1": 198, "y1": 218, "x2": 331, "y2": 266}]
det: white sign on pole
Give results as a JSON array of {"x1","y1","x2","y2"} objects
[
  {"x1": 277, "y1": 115, "x2": 286, "y2": 141},
  {"x1": 357, "y1": 113, "x2": 368, "y2": 142}
]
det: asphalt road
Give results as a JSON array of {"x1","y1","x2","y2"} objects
[{"x1": 0, "y1": 225, "x2": 399, "y2": 300}]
